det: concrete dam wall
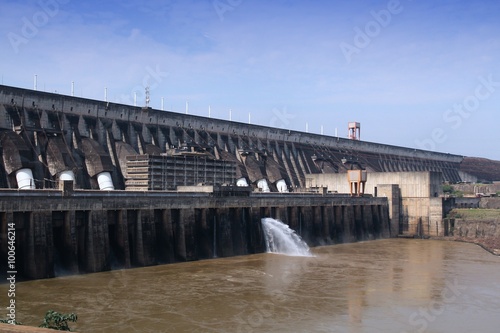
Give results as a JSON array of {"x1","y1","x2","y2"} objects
[
  {"x1": 0, "y1": 190, "x2": 390, "y2": 280},
  {"x1": 0, "y1": 85, "x2": 464, "y2": 280},
  {"x1": 0, "y1": 84, "x2": 464, "y2": 192}
]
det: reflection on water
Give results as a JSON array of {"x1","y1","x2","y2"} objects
[{"x1": 3, "y1": 239, "x2": 500, "y2": 332}]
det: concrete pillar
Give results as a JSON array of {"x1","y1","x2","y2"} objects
[
  {"x1": 377, "y1": 184, "x2": 401, "y2": 237},
  {"x1": 354, "y1": 205, "x2": 364, "y2": 241},
  {"x1": 171, "y1": 209, "x2": 186, "y2": 261},
  {"x1": 139, "y1": 209, "x2": 157, "y2": 266},
  {"x1": 230, "y1": 208, "x2": 247, "y2": 256},
  {"x1": 85, "y1": 210, "x2": 110, "y2": 273},
  {"x1": 217, "y1": 208, "x2": 233, "y2": 258},
  {"x1": 22, "y1": 212, "x2": 54, "y2": 279},
  {"x1": 370, "y1": 205, "x2": 381, "y2": 239},
  {"x1": 363, "y1": 205, "x2": 374, "y2": 240},
  {"x1": 429, "y1": 197, "x2": 445, "y2": 237},
  {"x1": 75, "y1": 211, "x2": 87, "y2": 273},
  {"x1": 115, "y1": 210, "x2": 131, "y2": 268},
  {"x1": 343, "y1": 206, "x2": 356, "y2": 243},
  {"x1": 324, "y1": 205, "x2": 334, "y2": 244},
  {"x1": 286, "y1": 206, "x2": 296, "y2": 232},
  {"x1": 158, "y1": 209, "x2": 175, "y2": 263},
  {"x1": 311, "y1": 206, "x2": 323, "y2": 245},
  {"x1": 132, "y1": 210, "x2": 144, "y2": 266},
  {"x1": 262, "y1": 206, "x2": 271, "y2": 218},
  {"x1": 300, "y1": 206, "x2": 313, "y2": 245},
  {"x1": 196, "y1": 208, "x2": 212, "y2": 260},
  {"x1": 249, "y1": 207, "x2": 265, "y2": 254},
  {"x1": 275, "y1": 207, "x2": 286, "y2": 222},
  {"x1": 270, "y1": 207, "x2": 277, "y2": 219},
  {"x1": 333, "y1": 205, "x2": 344, "y2": 243},
  {"x1": 181, "y1": 208, "x2": 198, "y2": 261},
  {"x1": 18, "y1": 212, "x2": 34, "y2": 278},
  {"x1": 62, "y1": 210, "x2": 79, "y2": 274}
]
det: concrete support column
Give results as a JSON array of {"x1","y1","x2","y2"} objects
[
  {"x1": 379, "y1": 205, "x2": 391, "y2": 238},
  {"x1": 363, "y1": 205, "x2": 374, "y2": 240},
  {"x1": 300, "y1": 206, "x2": 313, "y2": 244},
  {"x1": 85, "y1": 211, "x2": 110, "y2": 273},
  {"x1": 371, "y1": 205, "x2": 381, "y2": 239},
  {"x1": 311, "y1": 206, "x2": 323, "y2": 245},
  {"x1": 132, "y1": 210, "x2": 144, "y2": 266},
  {"x1": 217, "y1": 208, "x2": 233, "y2": 258},
  {"x1": 181, "y1": 208, "x2": 197, "y2": 261},
  {"x1": 62, "y1": 210, "x2": 79, "y2": 274},
  {"x1": 231, "y1": 208, "x2": 247, "y2": 256},
  {"x1": 23, "y1": 212, "x2": 54, "y2": 279},
  {"x1": 262, "y1": 206, "x2": 271, "y2": 218},
  {"x1": 139, "y1": 209, "x2": 157, "y2": 266},
  {"x1": 353, "y1": 205, "x2": 364, "y2": 241},
  {"x1": 249, "y1": 207, "x2": 265, "y2": 254},
  {"x1": 195, "y1": 208, "x2": 212, "y2": 260},
  {"x1": 158, "y1": 209, "x2": 175, "y2": 263},
  {"x1": 287, "y1": 206, "x2": 298, "y2": 231},
  {"x1": 343, "y1": 206, "x2": 355, "y2": 243},
  {"x1": 429, "y1": 197, "x2": 445, "y2": 237},
  {"x1": 171, "y1": 209, "x2": 186, "y2": 261},
  {"x1": 324, "y1": 205, "x2": 334, "y2": 244},
  {"x1": 377, "y1": 184, "x2": 400, "y2": 237},
  {"x1": 333, "y1": 206, "x2": 344, "y2": 243},
  {"x1": 275, "y1": 207, "x2": 286, "y2": 223},
  {"x1": 115, "y1": 210, "x2": 131, "y2": 268}
]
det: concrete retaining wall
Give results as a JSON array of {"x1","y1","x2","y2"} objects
[{"x1": 0, "y1": 190, "x2": 390, "y2": 280}]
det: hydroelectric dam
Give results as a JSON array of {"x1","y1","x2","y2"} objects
[{"x1": 0, "y1": 85, "x2": 466, "y2": 280}]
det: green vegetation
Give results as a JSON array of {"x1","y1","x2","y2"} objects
[
  {"x1": 39, "y1": 310, "x2": 77, "y2": 331},
  {"x1": 1, "y1": 310, "x2": 77, "y2": 331},
  {"x1": 442, "y1": 184, "x2": 464, "y2": 197},
  {"x1": 442, "y1": 184, "x2": 454, "y2": 193},
  {"x1": 449, "y1": 208, "x2": 500, "y2": 220}
]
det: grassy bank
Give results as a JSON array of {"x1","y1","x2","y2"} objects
[
  {"x1": 448, "y1": 208, "x2": 500, "y2": 220},
  {"x1": 441, "y1": 208, "x2": 500, "y2": 255}
]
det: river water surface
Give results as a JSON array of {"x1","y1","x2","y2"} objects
[{"x1": 3, "y1": 239, "x2": 500, "y2": 332}]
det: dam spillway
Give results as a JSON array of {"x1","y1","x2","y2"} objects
[
  {"x1": 0, "y1": 84, "x2": 464, "y2": 280},
  {"x1": 0, "y1": 84, "x2": 464, "y2": 192}
]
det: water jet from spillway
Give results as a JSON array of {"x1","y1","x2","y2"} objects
[{"x1": 261, "y1": 218, "x2": 312, "y2": 257}]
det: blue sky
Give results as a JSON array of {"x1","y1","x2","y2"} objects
[{"x1": 1, "y1": 0, "x2": 500, "y2": 160}]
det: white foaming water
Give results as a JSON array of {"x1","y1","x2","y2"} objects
[{"x1": 261, "y1": 218, "x2": 312, "y2": 257}]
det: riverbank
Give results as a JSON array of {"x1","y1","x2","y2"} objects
[
  {"x1": 437, "y1": 208, "x2": 500, "y2": 256},
  {"x1": 433, "y1": 236, "x2": 500, "y2": 256}
]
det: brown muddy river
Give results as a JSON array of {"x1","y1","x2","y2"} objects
[{"x1": 3, "y1": 239, "x2": 500, "y2": 332}]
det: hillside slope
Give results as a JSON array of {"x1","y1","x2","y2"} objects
[{"x1": 460, "y1": 157, "x2": 500, "y2": 182}]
